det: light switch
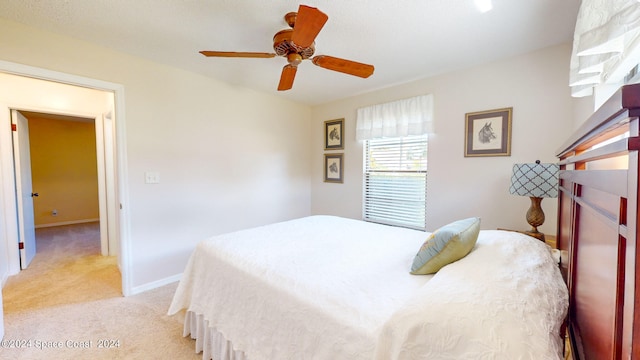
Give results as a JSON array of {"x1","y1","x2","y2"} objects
[{"x1": 145, "y1": 171, "x2": 160, "y2": 184}]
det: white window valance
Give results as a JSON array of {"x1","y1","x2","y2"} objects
[
  {"x1": 570, "y1": 0, "x2": 640, "y2": 97},
  {"x1": 355, "y1": 94, "x2": 434, "y2": 141}
]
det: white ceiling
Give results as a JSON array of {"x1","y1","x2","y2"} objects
[{"x1": 0, "y1": 0, "x2": 580, "y2": 106}]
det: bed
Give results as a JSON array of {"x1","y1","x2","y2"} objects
[
  {"x1": 556, "y1": 83, "x2": 640, "y2": 360},
  {"x1": 169, "y1": 215, "x2": 568, "y2": 359}
]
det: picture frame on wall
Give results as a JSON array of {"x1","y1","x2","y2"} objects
[
  {"x1": 324, "y1": 118, "x2": 344, "y2": 150},
  {"x1": 464, "y1": 107, "x2": 512, "y2": 157},
  {"x1": 324, "y1": 153, "x2": 343, "y2": 183}
]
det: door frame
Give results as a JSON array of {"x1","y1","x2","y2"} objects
[{"x1": 0, "y1": 60, "x2": 132, "y2": 296}]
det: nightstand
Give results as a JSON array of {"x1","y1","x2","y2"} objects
[
  {"x1": 497, "y1": 228, "x2": 554, "y2": 244},
  {"x1": 545, "y1": 235, "x2": 557, "y2": 249}
]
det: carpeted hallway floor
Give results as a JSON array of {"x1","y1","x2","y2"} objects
[{"x1": 1, "y1": 222, "x2": 200, "y2": 360}]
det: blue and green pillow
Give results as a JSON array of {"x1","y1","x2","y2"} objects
[{"x1": 410, "y1": 217, "x2": 480, "y2": 275}]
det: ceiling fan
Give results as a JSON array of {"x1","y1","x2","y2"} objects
[{"x1": 200, "y1": 5, "x2": 375, "y2": 91}]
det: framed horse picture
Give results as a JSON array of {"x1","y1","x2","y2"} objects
[
  {"x1": 324, "y1": 119, "x2": 344, "y2": 150},
  {"x1": 464, "y1": 107, "x2": 512, "y2": 157},
  {"x1": 324, "y1": 153, "x2": 343, "y2": 183}
]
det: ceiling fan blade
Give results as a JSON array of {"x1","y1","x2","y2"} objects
[
  {"x1": 312, "y1": 55, "x2": 375, "y2": 78},
  {"x1": 291, "y1": 5, "x2": 328, "y2": 48},
  {"x1": 199, "y1": 51, "x2": 276, "y2": 58},
  {"x1": 278, "y1": 65, "x2": 297, "y2": 91}
]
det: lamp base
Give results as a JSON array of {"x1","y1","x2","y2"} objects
[{"x1": 526, "y1": 197, "x2": 545, "y2": 232}]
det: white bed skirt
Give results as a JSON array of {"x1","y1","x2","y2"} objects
[{"x1": 184, "y1": 311, "x2": 248, "y2": 360}]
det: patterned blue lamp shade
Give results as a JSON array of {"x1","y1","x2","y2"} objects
[
  {"x1": 509, "y1": 161, "x2": 559, "y2": 198},
  {"x1": 508, "y1": 160, "x2": 559, "y2": 241}
]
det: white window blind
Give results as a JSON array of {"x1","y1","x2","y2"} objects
[{"x1": 363, "y1": 135, "x2": 427, "y2": 230}]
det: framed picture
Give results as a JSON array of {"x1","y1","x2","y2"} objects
[
  {"x1": 324, "y1": 118, "x2": 344, "y2": 150},
  {"x1": 464, "y1": 107, "x2": 512, "y2": 157},
  {"x1": 324, "y1": 153, "x2": 343, "y2": 183}
]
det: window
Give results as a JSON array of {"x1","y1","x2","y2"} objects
[
  {"x1": 363, "y1": 134, "x2": 427, "y2": 230},
  {"x1": 570, "y1": 1, "x2": 640, "y2": 97},
  {"x1": 356, "y1": 94, "x2": 433, "y2": 230}
]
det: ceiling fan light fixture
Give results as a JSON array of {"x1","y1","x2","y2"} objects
[
  {"x1": 474, "y1": 0, "x2": 493, "y2": 13},
  {"x1": 287, "y1": 53, "x2": 303, "y2": 66}
]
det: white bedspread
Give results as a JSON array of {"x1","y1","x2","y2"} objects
[{"x1": 169, "y1": 215, "x2": 568, "y2": 360}]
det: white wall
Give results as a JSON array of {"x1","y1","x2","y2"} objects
[
  {"x1": 0, "y1": 18, "x2": 312, "y2": 292},
  {"x1": 311, "y1": 44, "x2": 576, "y2": 235},
  {"x1": 572, "y1": 95, "x2": 595, "y2": 131}
]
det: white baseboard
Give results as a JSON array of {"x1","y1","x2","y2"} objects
[
  {"x1": 129, "y1": 273, "x2": 182, "y2": 296},
  {"x1": 35, "y1": 218, "x2": 100, "y2": 228}
]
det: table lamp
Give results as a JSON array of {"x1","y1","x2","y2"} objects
[{"x1": 509, "y1": 160, "x2": 559, "y2": 241}]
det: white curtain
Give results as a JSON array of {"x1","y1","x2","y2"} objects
[
  {"x1": 570, "y1": 0, "x2": 640, "y2": 97},
  {"x1": 355, "y1": 94, "x2": 434, "y2": 141}
]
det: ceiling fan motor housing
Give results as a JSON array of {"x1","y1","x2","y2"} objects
[{"x1": 273, "y1": 29, "x2": 315, "y2": 60}]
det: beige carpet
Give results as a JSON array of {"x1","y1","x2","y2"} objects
[{"x1": 1, "y1": 222, "x2": 200, "y2": 360}]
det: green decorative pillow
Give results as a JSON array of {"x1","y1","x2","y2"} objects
[{"x1": 410, "y1": 217, "x2": 481, "y2": 275}]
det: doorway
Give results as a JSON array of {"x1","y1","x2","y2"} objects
[
  {"x1": 6, "y1": 97, "x2": 116, "y2": 272},
  {"x1": 20, "y1": 111, "x2": 103, "y2": 255},
  {"x1": 0, "y1": 62, "x2": 131, "y2": 296}
]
